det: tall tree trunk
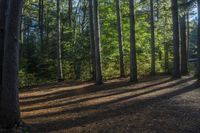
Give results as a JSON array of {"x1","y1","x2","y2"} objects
[
  {"x1": 39, "y1": 0, "x2": 44, "y2": 52},
  {"x1": 116, "y1": 0, "x2": 125, "y2": 77},
  {"x1": 20, "y1": 7, "x2": 24, "y2": 45},
  {"x1": 163, "y1": 5, "x2": 169, "y2": 73},
  {"x1": 89, "y1": 0, "x2": 96, "y2": 80},
  {"x1": 57, "y1": 0, "x2": 64, "y2": 81},
  {"x1": 68, "y1": 0, "x2": 72, "y2": 28},
  {"x1": 0, "y1": 0, "x2": 7, "y2": 101},
  {"x1": 93, "y1": 0, "x2": 103, "y2": 85},
  {"x1": 129, "y1": 0, "x2": 137, "y2": 82},
  {"x1": 197, "y1": 0, "x2": 200, "y2": 79},
  {"x1": 180, "y1": 13, "x2": 188, "y2": 75},
  {"x1": 0, "y1": 0, "x2": 23, "y2": 128},
  {"x1": 156, "y1": 0, "x2": 159, "y2": 19},
  {"x1": 45, "y1": 8, "x2": 49, "y2": 47},
  {"x1": 0, "y1": 1, "x2": 7, "y2": 121},
  {"x1": 186, "y1": 10, "x2": 190, "y2": 59},
  {"x1": 171, "y1": 0, "x2": 181, "y2": 78},
  {"x1": 150, "y1": 0, "x2": 156, "y2": 75}
]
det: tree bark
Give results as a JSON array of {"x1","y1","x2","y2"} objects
[
  {"x1": 164, "y1": 42, "x2": 169, "y2": 73},
  {"x1": 0, "y1": 0, "x2": 7, "y2": 103},
  {"x1": 68, "y1": 0, "x2": 72, "y2": 28},
  {"x1": 150, "y1": 0, "x2": 156, "y2": 75},
  {"x1": 93, "y1": 0, "x2": 103, "y2": 85},
  {"x1": 171, "y1": 0, "x2": 181, "y2": 78},
  {"x1": 89, "y1": 0, "x2": 96, "y2": 80},
  {"x1": 197, "y1": 0, "x2": 200, "y2": 79},
  {"x1": 129, "y1": 0, "x2": 137, "y2": 82},
  {"x1": 0, "y1": 0, "x2": 23, "y2": 128},
  {"x1": 186, "y1": 10, "x2": 189, "y2": 59},
  {"x1": 39, "y1": 0, "x2": 44, "y2": 52},
  {"x1": 116, "y1": 0, "x2": 125, "y2": 77},
  {"x1": 57, "y1": 0, "x2": 64, "y2": 81},
  {"x1": 180, "y1": 14, "x2": 188, "y2": 75}
]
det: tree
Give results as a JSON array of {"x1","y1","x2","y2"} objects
[
  {"x1": 116, "y1": 0, "x2": 125, "y2": 77},
  {"x1": 150, "y1": 0, "x2": 156, "y2": 75},
  {"x1": 0, "y1": 0, "x2": 23, "y2": 128},
  {"x1": 129, "y1": 0, "x2": 137, "y2": 82},
  {"x1": 164, "y1": 16, "x2": 169, "y2": 74},
  {"x1": 68, "y1": 0, "x2": 72, "y2": 28},
  {"x1": 57, "y1": 0, "x2": 64, "y2": 81},
  {"x1": 0, "y1": 0, "x2": 6, "y2": 103},
  {"x1": 197, "y1": 0, "x2": 200, "y2": 79},
  {"x1": 180, "y1": 5, "x2": 188, "y2": 75},
  {"x1": 93, "y1": 0, "x2": 103, "y2": 84},
  {"x1": 39, "y1": 0, "x2": 44, "y2": 52},
  {"x1": 171, "y1": 0, "x2": 181, "y2": 78},
  {"x1": 89, "y1": 0, "x2": 96, "y2": 80}
]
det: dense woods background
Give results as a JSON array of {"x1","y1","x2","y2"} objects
[{"x1": 19, "y1": 0, "x2": 197, "y2": 87}]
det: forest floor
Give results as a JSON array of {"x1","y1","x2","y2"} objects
[{"x1": 20, "y1": 75, "x2": 200, "y2": 133}]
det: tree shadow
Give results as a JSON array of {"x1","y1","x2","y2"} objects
[
  {"x1": 20, "y1": 75, "x2": 171, "y2": 99},
  {"x1": 27, "y1": 80, "x2": 200, "y2": 132},
  {"x1": 21, "y1": 77, "x2": 192, "y2": 112},
  {"x1": 22, "y1": 77, "x2": 194, "y2": 119},
  {"x1": 20, "y1": 76, "x2": 175, "y2": 107}
]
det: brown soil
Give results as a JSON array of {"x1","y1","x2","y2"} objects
[{"x1": 20, "y1": 75, "x2": 200, "y2": 133}]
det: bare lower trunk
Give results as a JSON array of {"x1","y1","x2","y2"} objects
[
  {"x1": 0, "y1": 0, "x2": 23, "y2": 128},
  {"x1": 57, "y1": 0, "x2": 64, "y2": 81},
  {"x1": 180, "y1": 14, "x2": 188, "y2": 75},
  {"x1": 150, "y1": 0, "x2": 156, "y2": 75},
  {"x1": 186, "y1": 10, "x2": 189, "y2": 61},
  {"x1": 93, "y1": 0, "x2": 103, "y2": 85},
  {"x1": 129, "y1": 0, "x2": 137, "y2": 82},
  {"x1": 164, "y1": 42, "x2": 169, "y2": 73},
  {"x1": 116, "y1": 0, "x2": 125, "y2": 77},
  {"x1": 89, "y1": 0, "x2": 96, "y2": 80},
  {"x1": 171, "y1": 0, "x2": 181, "y2": 78}
]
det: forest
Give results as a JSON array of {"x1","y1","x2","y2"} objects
[{"x1": 0, "y1": 0, "x2": 200, "y2": 132}]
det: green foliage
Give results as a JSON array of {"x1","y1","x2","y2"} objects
[{"x1": 19, "y1": 0, "x2": 197, "y2": 87}]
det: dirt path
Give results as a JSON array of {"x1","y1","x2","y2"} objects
[{"x1": 20, "y1": 75, "x2": 200, "y2": 133}]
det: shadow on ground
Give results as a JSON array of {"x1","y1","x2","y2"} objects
[{"x1": 20, "y1": 75, "x2": 200, "y2": 133}]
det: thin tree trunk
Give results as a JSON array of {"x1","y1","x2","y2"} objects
[
  {"x1": 186, "y1": 9, "x2": 190, "y2": 63},
  {"x1": 93, "y1": 0, "x2": 103, "y2": 84},
  {"x1": 164, "y1": 42, "x2": 169, "y2": 73},
  {"x1": 45, "y1": 8, "x2": 49, "y2": 46},
  {"x1": 68, "y1": 0, "x2": 72, "y2": 28},
  {"x1": 20, "y1": 7, "x2": 24, "y2": 44},
  {"x1": 116, "y1": 0, "x2": 125, "y2": 77},
  {"x1": 197, "y1": 0, "x2": 200, "y2": 79},
  {"x1": 163, "y1": 5, "x2": 169, "y2": 73},
  {"x1": 180, "y1": 13, "x2": 188, "y2": 75},
  {"x1": 57, "y1": 0, "x2": 64, "y2": 81},
  {"x1": 150, "y1": 0, "x2": 156, "y2": 75},
  {"x1": 156, "y1": 0, "x2": 159, "y2": 19},
  {"x1": 89, "y1": 0, "x2": 96, "y2": 80},
  {"x1": 0, "y1": 0, "x2": 23, "y2": 128},
  {"x1": 39, "y1": 0, "x2": 44, "y2": 52},
  {"x1": 129, "y1": 0, "x2": 137, "y2": 82},
  {"x1": 171, "y1": 0, "x2": 181, "y2": 78}
]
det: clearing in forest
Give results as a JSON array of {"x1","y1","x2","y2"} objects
[{"x1": 20, "y1": 75, "x2": 200, "y2": 133}]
